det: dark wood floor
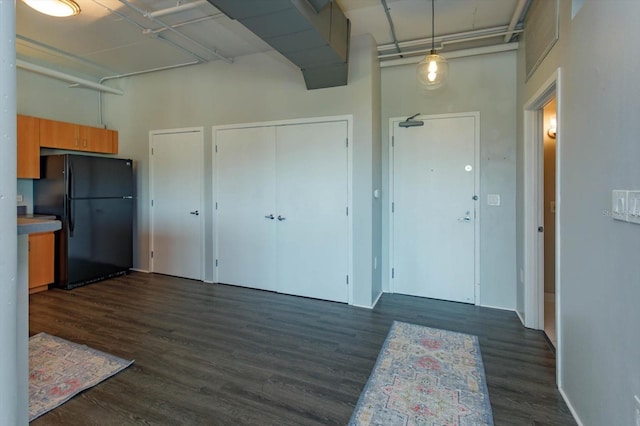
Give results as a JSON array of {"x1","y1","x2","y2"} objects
[{"x1": 29, "y1": 272, "x2": 575, "y2": 425}]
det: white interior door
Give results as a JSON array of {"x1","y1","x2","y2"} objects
[
  {"x1": 150, "y1": 129, "x2": 203, "y2": 280},
  {"x1": 275, "y1": 121, "x2": 349, "y2": 303},
  {"x1": 392, "y1": 114, "x2": 477, "y2": 303},
  {"x1": 215, "y1": 127, "x2": 277, "y2": 291}
]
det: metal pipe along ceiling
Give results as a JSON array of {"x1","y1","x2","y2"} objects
[{"x1": 380, "y1": 0, "x2": 402, "y2": 57}]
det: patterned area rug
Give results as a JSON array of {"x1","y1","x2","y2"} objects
[
  {"x1": 350, "y1": 321, "x2": 493, "y2": 425},
  {"x1": 29, "y1": 332, "x2": 133, "y2": 421}
]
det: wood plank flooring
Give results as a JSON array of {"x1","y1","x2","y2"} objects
[{"x1": 29, "y1": 272, "x2": 575, "y2": 425}]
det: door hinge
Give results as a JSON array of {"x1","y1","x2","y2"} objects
[
  {"x1": 215, "y1": 145, "x2": 218, "y2": 153},
  {"x1": 151, "y1": 199, "x2": 154, "y2": 207},
  {"x1": 346, "y1": 275, "x2": 349, "y2": 285},
  {"x1": 346, "y1": 206, "x2": 349, "y2": 216},
  {"x1": 392, "y1": 136, "x2": 394, "y2": 147},
  {"x1": 215, "y1": 259, "x2": 219, "y2": 267},
  {"x1": 392, "y1": 268, "x2": 395, "y2": 278},
  {"x1": 151, "y1": 148, "x2": 154, "y2": 155},
  {"x1": 215, "y1": 202, "x2": 218, "y2": 210},
  {"x1": 346, "y1": 138, "x2": 349, "y2": 148},
  {"x1": 392, "y1": 202, "x2": 395, "y2": 213},
  {"x1": 151, "y1": 251, "x2": 154, "y2": 258}
]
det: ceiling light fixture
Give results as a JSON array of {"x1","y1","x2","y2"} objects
[
  {"x1": 416, "y1": 0, "x2": 448, "y2": 90},
  {"x1": 21, "y1": 0, "x2": 81, "y2": 17},
  {"x1": 548, "y1": 117, "x2": 557, "y2": 139}
]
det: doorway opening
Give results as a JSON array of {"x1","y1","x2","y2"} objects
[{"x1": 523, "y1": 68, "x2": 562, "y2": 382}]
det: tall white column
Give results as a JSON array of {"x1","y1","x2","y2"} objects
[{"x1": 0, "y1": 0, "x2": 19, "y2": 423}]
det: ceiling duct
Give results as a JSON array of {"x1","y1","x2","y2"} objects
[{"x1": 206, "y1": 0, "x2": 350, "y2": 90}]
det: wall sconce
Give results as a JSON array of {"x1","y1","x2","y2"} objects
[{"x1": 547, "y1": 117, "x2": 557, "y2": 139}]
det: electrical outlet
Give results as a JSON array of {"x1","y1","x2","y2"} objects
[
  {"x1": 16, "y1": 194, "x2": 23, "y2": 203},
  {"x1": 634, "y1": 395, "x2": 640, "y2": 426}
]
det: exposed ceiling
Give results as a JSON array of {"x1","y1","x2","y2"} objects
[{"x1": 15, "y1": 0, "x2": 527, "y2": 85}]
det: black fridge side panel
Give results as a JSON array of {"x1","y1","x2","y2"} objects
[{"x1": 33, "y1": 155, "x2": 67, "y2": 218}]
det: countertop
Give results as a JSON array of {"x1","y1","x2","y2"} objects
[{"x1": 17, "y1": 215, "x2": 61, "y2": 235}]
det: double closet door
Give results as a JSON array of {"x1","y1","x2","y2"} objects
[{"x1": 215, "y1": 120, "x2": 349, "y2": 303}]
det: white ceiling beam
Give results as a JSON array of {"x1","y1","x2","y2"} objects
[{"x1": 147, "y1": 0, "x2": 209, "y2": 19}]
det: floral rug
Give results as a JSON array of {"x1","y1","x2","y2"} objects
[
  {"x1": 29, "y1": 332, "x2": 133, "y2": 422},
  {"x1": 350, "y1": 321, "x2": 493, "y2": 425}
]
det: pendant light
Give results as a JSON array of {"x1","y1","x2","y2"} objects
[
  {"x1": 21, "y1": 0, "x2": 81, "y2": 17},
  {"x1": 416, "y1": 0, "x2": 448, "y2": 90}
]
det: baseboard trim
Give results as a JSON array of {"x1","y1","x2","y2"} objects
[
  {"x1": 516, "y1": 309, "x2": 526, "y2": 326},
  {"x1": 371, "y1": 291, "x2": 383, "y2": 308},
  {"x1": 479, "y1": 304, "x2": 516, "y2": 312},
  {"x1": 558, "y1": 385, "x2": 584, "y2": 426},
  {"x1": 203, "y1": 279, "x2": 214, "y2": 284},
  {"x1": 130, "y1": 268, "x2": 150, "y2": 274}
]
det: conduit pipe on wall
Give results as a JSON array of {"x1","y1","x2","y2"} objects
[
  {"x1": 377, "y1": 25, "x2": 512, "y2": 52},
  {"x1": 504, "y1": 0, "x2": 528, "y2": 42},
  {"x1": 97, "y1": 60, "x2": 201, "y2": 126},
  {"x1": 380, "y1": 0, "x2": 402, "y2": 56},
  {"x1": 378, "y1": 29, "x2": 523, "y2": 60},
  {"x1": 379, "y1": 43, "x2": 519, "y2": 68},
  {"x1": 16, "y1": 60, "x2": 124, "y2": 95}
]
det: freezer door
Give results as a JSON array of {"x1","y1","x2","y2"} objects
[
  {"x1": 68, "y1": 155, "x2": 133, "y2": 199},
  {"x1": 65, "y1": 198, "x2": 133, "y2": 287}
]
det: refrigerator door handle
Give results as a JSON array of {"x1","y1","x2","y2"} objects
[{"x1": 68, "y1": 164, "x2": 75, "y2": 237}]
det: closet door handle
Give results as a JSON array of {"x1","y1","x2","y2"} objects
[
  {"x1": 277, "y1": 215, "x2": 286, "y2": 221},
  {"x1": 265, "y1": 214, "x2": 274, "y2": 220}
]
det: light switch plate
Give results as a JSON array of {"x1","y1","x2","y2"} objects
[
  {"x1": 16, "y1": 194, "x2": 23, "y2": 203},
  {"x1": 627, "y1": 191, "x2": 640, "y2": 224},
  {"x1": 612, "y1": 190, "x2": 627, "y2": 221},
  {"x1": 487, "y1": 194, "x2": 500, "y2": 206}
]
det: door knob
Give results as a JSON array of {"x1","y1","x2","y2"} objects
[
  {"x1": 264, "y1": 214, "x2": 274, "y2": 220},
  {"x1": 190, "y1": 210, "x2": 199, "y2": 216},
  {"x1": 277, "y1": 215, "x2": 286, "y2": 221}
]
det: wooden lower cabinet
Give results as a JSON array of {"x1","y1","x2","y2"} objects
[{"x1": 28, "y1": 232, "x2": 55, "y2": 294}]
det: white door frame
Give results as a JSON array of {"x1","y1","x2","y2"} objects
[
  {"x1": 149, "y1": 127, "x2": 205, "y2": 280},
  {"x1": 212, "y1": 115, "x2": 354, "y2": 304},
  {"x1": 388, "y1": 112, "x2": 481, "y2": 305},
  {"x1": 522, "y1": 69, "x2": 562, "y2": 383}
]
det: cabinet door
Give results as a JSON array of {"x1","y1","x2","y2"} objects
[
  {"x1": 29, "y1": 232, "x2": 55, "y2": 293},
  {"x1": 216, "y1": 127, "x2": 277, "y2": 292},
  {"x1": 275, "y1": 121, "x2": 349, "y2": 303},
  {"x1": 17, "y1": 115, "x2": 40, "y2": 179},
  {"x1": 79, "y1": 125, "x2": 116, "y2": 153},
  {"x1": 39, "y1": 118, "x2": 79, "y2": 150}
]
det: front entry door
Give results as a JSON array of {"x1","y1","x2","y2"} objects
[
  {"x1": 391, "y1": 113, "x2": 478, "y2": 304},
  {"x1": 150, "y1": 129, "x2": 204, "y2": 280}
]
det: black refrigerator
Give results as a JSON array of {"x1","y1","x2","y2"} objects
[{"x1": 34, "y1": 154, "x2": 134, "y2": 289}]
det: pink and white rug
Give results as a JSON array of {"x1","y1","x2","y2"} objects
[
  {"x1": 350, "y1": 321, "x2": 493, "y2": 425},
  {"x1": 29, "y1": 332, "x2": 133, "y2": 421}
]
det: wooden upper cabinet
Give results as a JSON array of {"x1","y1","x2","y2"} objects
[
  {"x1": 79, "y1": 125, "x2": 117, "y2": 153},
  {"x1": 39, "y1": 118, "x2": 80, "y2": 150},
  {"x1": 39, "y1": 118, "x2": 118, "y2": 154},
  {"x1": 17, "y1": 115, "x2": 40, "y2": 179}
]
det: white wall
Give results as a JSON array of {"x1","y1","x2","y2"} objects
[
  {"x1": 103, "y1": 34, "x2": 381, "y2": 307},
  {"x1": 517, "y1": 1, "x2": 640, "y2": 424},
  {"x1": 381, "y1": 51, "x2": 517, "y2": 310}
]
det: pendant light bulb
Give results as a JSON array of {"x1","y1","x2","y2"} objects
[{"x1": 417, "y1": 53, "x2": 448, "y2": 90}]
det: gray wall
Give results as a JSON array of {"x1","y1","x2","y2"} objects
[
  {"x1": 516, "y1": 1, "x2": 640, "y2": 424},
  {"x1": 103, "y1": 34, "x2": 381, "y2": 307},
  {"x1": 381, "y1": 51, "x2": 517, "y2": 310}
]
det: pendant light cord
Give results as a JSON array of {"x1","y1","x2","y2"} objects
[{"x1": 431, "y1": 0, "x2": 435, "y2": 54}]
